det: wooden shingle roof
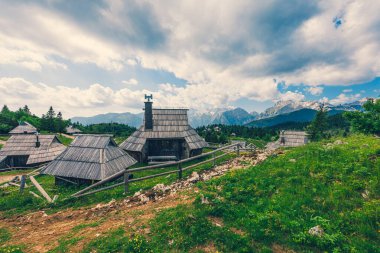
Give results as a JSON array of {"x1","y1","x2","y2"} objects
[
  {"x1": 9, "y1": 122, "x2": 37, "y2": 134},
  {"x1": 280, "y1": 130, "x2": 309, "y2": 147},
  {"x1": 0, "y1": 134, "x2": 66, "y2": 165},
  {"x1": 41, "y1": 135, "x2": 137, "y2": 180},
  {"x1": 66, "y1": 126, "x2": 82, "y2": 134},
  {"x1": 120, "y1": 109, "x2": 207, "y2": 152}
]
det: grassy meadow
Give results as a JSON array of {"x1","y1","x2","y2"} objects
[{"x1": 76, "y1": 134, "x2": 379, "y2": 252}]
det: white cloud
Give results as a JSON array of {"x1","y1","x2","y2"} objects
[
  {"x1": 343, "y1": 89, "x2": 353, "y2": 93},
  {"x1": 307, "y1": 86, "x2": 324, "y2": 96},
  {"x1": 0, "y1": 0, "x2": 379, "y2": 115},
  {"x1": 0, "y1": 3, "x2": 126, "y2": 72},
  {"x1": 330, "y1": 93, "x2": 361, "y2": 105},
  {"x1": 122, "y1": 78, "x2": 139, "y2": 86},
  {"x1": 278, "y1": 91, "x2": 305, "y2": 102}
]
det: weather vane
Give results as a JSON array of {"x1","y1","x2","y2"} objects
[{"x1": 145, "y1": 94, "x2": 153, "y2": 102}]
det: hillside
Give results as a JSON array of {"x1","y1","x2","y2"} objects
[
  {"x1": 71, "y1": 112, "x2": 144, "y2": 128},
  {"x1": 0, "y1": 134, "x2": 378, "y2": 252}
]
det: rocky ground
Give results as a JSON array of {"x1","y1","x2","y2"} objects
[{"x1": 0, "y1": 149, "x2": 274, "y2": 252}]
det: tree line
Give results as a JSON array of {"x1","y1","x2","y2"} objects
[
  {"x1": 307, "y1": 98, "x2": 380, "y2": 141},
  {"x1": 0, "y1": 105, "x2": 69, "y2": 134}
]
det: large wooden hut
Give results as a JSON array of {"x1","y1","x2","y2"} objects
[
  {"x1": 279, "y1": 130, "x2": 309, "y2": 147},
  {"x1": 120, "y1": 96, "x2": 208, "y2": 163},
  {"x1": 0, "y1": 134, "x2": 66, "y2": 169},
  {"x1": 9, "y1": 121, "x2": 37, "y2": 135},
  {"x1": 41, "y1": 135, "x2": 137, "y2": 185}
]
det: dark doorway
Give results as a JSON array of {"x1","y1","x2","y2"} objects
[{"x1": 148, "y1": 139, "x2": 183, "y2": 159}]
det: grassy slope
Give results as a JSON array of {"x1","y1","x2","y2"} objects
[
  {"x1": 83, "y1": 134, "x2": 379, "y2": 252},
  {"x1": 148, "y1": 134, "x2": 379, "y2": 252}
]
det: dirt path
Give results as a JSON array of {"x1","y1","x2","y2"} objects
[
  {"x1": 0, "y1": 175, "x2": 20, "y2": 184},
  {"x1": 0, "y1": 151, "x2": 273, "y2": 252}
]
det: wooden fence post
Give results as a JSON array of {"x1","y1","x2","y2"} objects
[
  {"x1": 213, "y1": 152, "x2": 216, "y2": 167},
  {"x1": 236, "y1": 144, "x2": 240, "y2": 156},
  {"x1": 124, "y1": 172, "x2": 129, "y2": 194},
  {"x1": 19, "y1": 175, "x2": 26, "y2": 193},
  {"x1": 178, "y1": 162, "x2": 182, "y2": 179}
]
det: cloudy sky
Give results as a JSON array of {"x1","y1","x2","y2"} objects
[{"x1": 0, "y1": 0, "x2": 379, "y2": 118}]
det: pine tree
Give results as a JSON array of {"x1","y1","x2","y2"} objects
[
  {"x1": 23, "y1": 105, "x2": 31, "y2": 115},
  {"x1": 1, "y1": 105, "x2": 10, "y2": 114},
  {"x1": 307, "y1": 105, "x2": 328, "y2": 141}
]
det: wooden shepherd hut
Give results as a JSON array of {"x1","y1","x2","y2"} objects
[
  {"x1": 279, "y1": 130, "x2": 309, "y2": 147},
  {"x1": 120, "y1": 95, "x2": 208, "y2": 163},
  {"x1": 41, "y1": 135, "x2": 137, "y2": 185},
  {"x1": 9, "y1": 121, "x2": 37, "y2": 135},
  {"x1": 65, "y1": 126, "x2": 82, "y2": 135},
  {"x1": 0, "y1": 134, "x2": 66, "y2": 169}
]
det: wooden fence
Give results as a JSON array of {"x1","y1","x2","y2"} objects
[{"x1": 72, "y1": 143, "x2": 255, "y2": 198}]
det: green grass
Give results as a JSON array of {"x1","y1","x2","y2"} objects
[
  {"x1": 0, "y1": 228, "x2": 11, "y2": 245},
  {"x1": 142, "y1": 134, "x2": 380, "y2": 252},
  {"x1": 230, "y1": 137, "x2": 268, "y2": 149},
  {"x1": 114, "y1": 136, "x2": 128, "y2": 145},
  {"x1": 0, "y1": 144, "x2": 2, "y2": 150},
  {"x1": 71, "y1": 221, "x2": 102, "y2": 233},
  {"x1": 56, "y1": 134, "x2": 73, "y2": 146},
  {"x1": 0, "y1": 136, "x2": 9, "y2": 142},
  {"x1": 82, "y1": 227, "x2": 153, "y2": 253},
  {"x1": 0, "y1": 151, "x2": 236, "y2": 216}
]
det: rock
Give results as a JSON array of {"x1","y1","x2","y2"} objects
[
  {"x1": 334, "y1": 140, "x2": 344, "y2": 145},
  {"x1": 361, "y1": 189, "x2": 369, "y2": 199},
  {"x1": 188, "y1": 172, "x2": 200, "y2": 183},
  {"x1": 152, "y1": 184, "x2": 170, "y2": 193},
  {"x1": 201, "y1": 195, "x2": 209, "y2": 204},
  {"x1": 308, "y1": 225, "x2": 324, "y2": 237},
  {"x1": 289, "y1": 159, "x2": 296, "y2": 163}
]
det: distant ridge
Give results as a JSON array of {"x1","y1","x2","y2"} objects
[{"x1": 71, "y1": 99, "x2": 367, "y2": 128}]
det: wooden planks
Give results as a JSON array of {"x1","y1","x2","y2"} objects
[{"x1": 30, "y1": 176, "x2": 52, "y2": 203}]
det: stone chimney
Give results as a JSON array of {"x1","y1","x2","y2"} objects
[{"x1": 144, "y1": 94, "x2": 153, "y2": 130}]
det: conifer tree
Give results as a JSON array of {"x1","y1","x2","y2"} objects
[{"x1": 307, "y1": 105, "x2": 328, "y2": 141}]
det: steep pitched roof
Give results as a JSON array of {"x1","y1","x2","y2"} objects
[
  {"x1": 9, "y1": 122, "x2": 37, "y2": 134},
  {"x1": 41, "y1": 135, "x2": 137, "y2": 180},
  {"x1": 66, "y1": 126, "x2": 82, "y2": 134},
  {"x1": 120, "y1": 109, "x2": 207, "y2": 152},
  {"x1": 0, "y1": 134, "x2": 66, "y2": 165}
]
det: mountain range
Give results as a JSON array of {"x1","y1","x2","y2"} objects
[{"x1": 71, "y1": 99, "x2": 368, "y2": 128}]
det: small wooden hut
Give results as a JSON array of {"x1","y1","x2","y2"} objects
[
  {"x1": 279, "y1": 130, "x2": 309, "y2": 147},
  {"x1": 65, "y1": 126, "x2": 82, "y2": 135},
  {"x1": 41, "y1": 135, "x2": 137, "y2": 185},
  {"x1": 9, "y1": 121, "x2": 37, "y2": 135},
  {"x1": 120, "y1": 96, "x2": 208, "y2": 163},
  {"x1": 0, "y1": 134, "x2": 66, "y2": 168}
]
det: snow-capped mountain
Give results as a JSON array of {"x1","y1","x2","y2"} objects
[
  {"x1": 71, "y1": 99, "x2": 368, "y2": 128},
  {"x1": 188, "y1": 107, "x2": 257, "y2": 127}
]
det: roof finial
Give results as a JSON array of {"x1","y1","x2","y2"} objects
[{"x1": 145, "y1": 94, "x2": 153, "y2": 102}]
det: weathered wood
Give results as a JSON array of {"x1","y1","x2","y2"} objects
[
  {"x1": 56, "y1": 176, "x2": 78, "y2": 185},
  {"x1": 20, "y1": 175, "x2": 26, "y2": 192},
  {"x1": 212, "y1": 152, "x2": 216, "y2": 167},
  {"x1": 8, "y1": 182, "x2": 21, "y2": 187},
  {"x1": 178, "y1": 162, "x2": 182, "y2": 179},
  {"x1": 124, "y1": 172, "x2": 129, "y2": 194},
  {"x1": 29, "y1": 191, "x2": 41, "y2": 199},
  {"x1": 30, "y1": 176, "x2": 52, "y2": 203}
]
